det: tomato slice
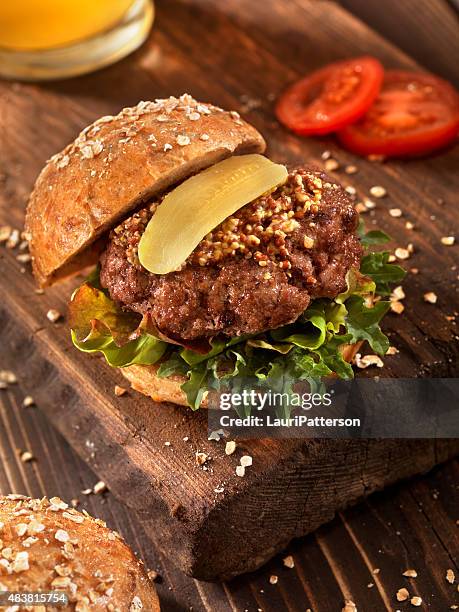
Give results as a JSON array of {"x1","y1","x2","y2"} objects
[
  {"x1": 338, "y1": 71, "x2": 459, "y2": 157},
  {"x1": 275, "y1": 57, "x2": 384, "y2": 136}
]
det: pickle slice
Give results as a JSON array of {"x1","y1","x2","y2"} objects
[{"x1": 138, "y1": 154, "x2": 288, "y2": 274}]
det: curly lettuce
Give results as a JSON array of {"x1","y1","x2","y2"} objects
[{"x1": 69, "y1": 229, "x2": 405, "y2": 409}]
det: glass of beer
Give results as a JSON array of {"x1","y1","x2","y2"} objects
[{"x1": 0, "y1": 0, "x2": 154, "y2": 81}]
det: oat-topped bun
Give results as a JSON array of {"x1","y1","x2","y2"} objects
[
  {"x1": 26, "y1": 94, "x2": 266, "y2": 287},
  {"x1": 0, "y1": 495, "x2": 160, "y2": 611}
]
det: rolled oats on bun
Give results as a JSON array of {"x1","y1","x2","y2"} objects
[{"x1": 0, "y1": 494, "x2": 159, "y2": 611}]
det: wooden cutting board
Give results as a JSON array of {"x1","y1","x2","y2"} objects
[{"x1": 0, "y1": 0, "x2": 458, "y2": 580}]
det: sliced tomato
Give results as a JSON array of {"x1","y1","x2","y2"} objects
[
  {"x1": 275, "y1": 57, "x2": 384, "y2": 136},
  {"x1": 338, "y1": 71, "x2": 459, "y2": 157}
]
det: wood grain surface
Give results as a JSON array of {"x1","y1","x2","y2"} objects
[{"x1": 0, "y1": 0, "x2": 458, "y2": 608}]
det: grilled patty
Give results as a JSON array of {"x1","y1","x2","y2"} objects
[{"x1": 100, "y1": 166, "x2": 362, "y2": 341}]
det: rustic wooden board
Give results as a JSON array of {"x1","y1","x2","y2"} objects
[
  {"x1": 1, "y1": 383, "x2": 458, "y2": 611},
  {"x1": 0, "y1": 0, "x2": 458, "y2": 584}
]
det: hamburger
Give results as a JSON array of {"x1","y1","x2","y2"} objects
[{"x1": 26, "y1": 94, "x2": 404, "y2": 409}]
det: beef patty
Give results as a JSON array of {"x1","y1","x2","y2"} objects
[{"x1": 100, "y1": 166, "x2": 362, "y2": 341}]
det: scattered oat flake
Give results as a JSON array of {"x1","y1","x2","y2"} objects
[
  {"x1": 240, "y1": 455, "x2": 253, "y2": 467},
  {"x1": 55, "y1": 529, "x2": 70, "y2": 543},
  {"x1": 424, "y1": 292, "x2": 437, "y2": 304},
  {"x1": 0, "y1": 370, "x2": 17, "y2": 384},
  {"x1": 355, "y1": 203, "x2": 367, "y2": 213},
  {"x1": 164, "y1": 441, "x2": 171, "y2": 447},
  {"x1": 342, "y1": 601, "x2": 357, "y2": 612},
  {"x1": 47, "y1": 309, "x2": 62, "y2": 323},
  {"x1": 403, "y1": 569, "x2": 418, "y2": 578},
  {"x1": 163, "y1": 143, "x2": 172, "y2": 151},
  {"x1": 269, "y1": 575, "x2": 278, "y2": 585},
  {"x1": 188, "y1": 112, "x2": 200, "y2": 121},
  {"x1": 20, "y1": 451, "x2": 34, "y2": 463},
  {"x1": 395, "y1": 247, "x2": 410, "y2": 260},
  {"x1": 236, "y1": 465, "x2": 245, "y2": 477},
  {"x1": 386, "y1": 346, "x2": 399, "y2": 355},
  {"x1": 410, "y1": 596, "x2": 422, "y2": 607},
  {"x1": 364, "y1": 197, "x2": 376, "y2": 209},
  {"x1": 396, "y1": 587, "x2": 410, "y2": 601},
  {"x1": 225, "y1": 441, "x2": 237, "y2": 455},
  {"x1": 176, "y1": 135, "x2": 191, "y2": 146},
  {"x1": 148, "y1": 569, "x2": 159, "y2": 582},
  {"x1": 345, "y1": 185, "x2": 356, "y2": 196},
  {"x1": 195, "y1": 452, "x2": 208, "y2": 466},
  {"x1": 114, "y1": 385, "x2": 127, "y2": 397},
  {"x1": 370, "y1": 185, "x2": 386, "y2": 198},
  {"x1": 200, "y1": 133, "x2": 210, "y2": 141},
  {"x1": 22, "y1": 396, "x2": 34, "y2": 407},
  {"x1": 324, "y1": 159, "x2": 339, "y2": 172},
  {"x1": 345, "y1": 165, "x2": 358, "y2": 175},
  {"x1": 93, "y1": 481, "x2": 107, "y2": 494},
  {"x1": 0, "y1": 226, "x2": 12, "y2": 242},
  {"x1": 391, "y1": 285, "x2": 405, "y2": 301},
  {"x1": 283, "y1": 555, "x2": 294, "y2": 568},
  {"x1": 373, "y1": 568, "x2": 380, "y2": 574},
  {"x1": 303, "y1": 236, "x2": 314, "y2": 249},
  {"x1": 390, "y1": 301, "x2": 404, "y2": 314},
  {"x1": 12, "y1": 551, "x2": 29, "y2": 573},
  {"x1": 355, "y1": 353, "x2": 384, "y2": 369},
  {"x1": 389, "y1": 208, "x2": 403, "y2": 218},
  {"x1": 405, "y1": 221, "x2": 415, "y2": 230},
  {"x1": 441, "y1": 236, "x2": 455, "y2": 246},
  {"x1": 446, "y1": 569, "x2": 455, "y2": 584}
]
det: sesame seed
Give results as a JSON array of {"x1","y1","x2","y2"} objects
[
  {"x1": 188, "y1": 112, "x2": 201, "y2": 121},
  {"x1": 424, "y1": 292, "x2": 437, "y2": 304},
  {"x1": 163, "y1": 143, "x2": 172, "y2": 151},
  {"x1": 345, "y1": 185, "x2": 356, "y2": 196},
  {"x1": 355, "y1": 203, "x2": 367, "y2": 213},
  {"x1": 22, "y1": 396, "x2": 34, "y2": 408},
  {"x1": 46, "y1": 308, "x2": 62, "y2": 323},
  {"x1": 200, "y1": 133, "x2": 210, "y2": 141},
  {"x1": 389, "y1": 208, "x2": 402, "y2": 218},
  {"x1": 441, "y1": 236, "x2": 455, "y2": 246},
  {"x1": 321, "y1": 150, "x2": 331, "y2": 160},
  {"x1": 225, "y1": 441, "x2": 237, "y2": 455},
  {"x1": 405, "y1": 221, "x2": 415, "y2": 230},
  {"x1": 369, "y1": 185, "x2": 387, "y2": 198},
  {"x1": 114, "y1": 385, "x2": 127, "y2": 397}
]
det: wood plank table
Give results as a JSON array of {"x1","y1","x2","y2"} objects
[{"x1": 1, "y1": 0, "x2": 458, "y2": 609}]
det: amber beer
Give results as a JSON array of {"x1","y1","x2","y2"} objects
[{"x1": 0, "y1": 0, "x2": 154, "y2": 80}]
